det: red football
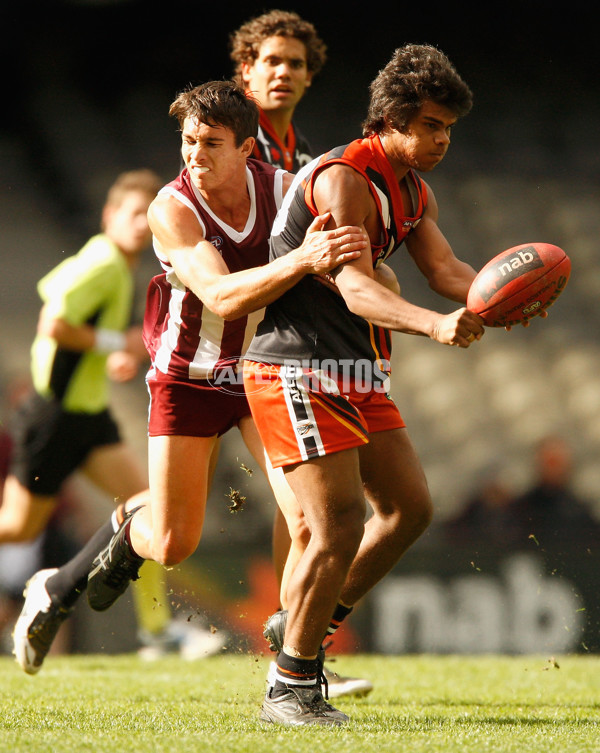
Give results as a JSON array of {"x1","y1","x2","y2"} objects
[{"x1": 467, "y1": 243, "x2": 571, "y2": 327}]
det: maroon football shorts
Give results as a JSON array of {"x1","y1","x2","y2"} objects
[{"x1": 147, "y1": 368, "x2": 251, "y2": 437}]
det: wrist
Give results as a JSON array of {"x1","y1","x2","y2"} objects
[
  {"x1": 287, "y1": 247, "x2": 306, "y2": 273},
  {"x1": 95, "y1": 328, "x2": 126, "y2": 354}
]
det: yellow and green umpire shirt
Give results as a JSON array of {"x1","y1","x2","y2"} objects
[{"x1": 31, "y1": 234, "x2": 134, "y2": 413}]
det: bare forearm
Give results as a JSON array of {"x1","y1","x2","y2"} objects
[
  {"x1": 195, "y1": 252, "x2": 307, "y2": 321},
  {"x1": 428, "y1": 260, "x2": 476, "y2": 304},
  {"x1": 344, "y1": 279, "x2": 439, "y2": 336},
  {"x1": 340, "y1": 271, "x2": 485, "y2": 348},
  {"x1": 193, "y1": 225, "x2": 365, "y2": 319},
  {"x1": 38, "y1": 311, "x2": 135, "y2": 354},
  {"x1": 38, "y1": 316, "x2": 96, "y2": 351}
]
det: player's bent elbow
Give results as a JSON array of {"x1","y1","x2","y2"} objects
[
  {"x1": 219, "y1": 306, "x2": 246, "y2": 322},
  {"x1": 38, "y1": 316, "x2": 62, "y2": 339},
  {"x1": 204, "y1": 293, "x2": 247, "y2": 321},
  {"x1": 345, "y1": 297, "x2": 372, "y2": 321}
]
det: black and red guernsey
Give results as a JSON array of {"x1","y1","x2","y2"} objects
[{"x1": 245, "y1": 134, "x2": 428, "y2": 382}]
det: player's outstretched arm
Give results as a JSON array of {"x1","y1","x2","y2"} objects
[
  {"x1": 149, "y1": 194, "x2": 366, "y2": 321},
  {"x1": 312, "y1": 163, "x2": 484, "y2": 347}
]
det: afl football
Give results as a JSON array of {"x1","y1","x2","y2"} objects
[{"x1": 467, "y1": 243, "x2": 571, "y2": 327}]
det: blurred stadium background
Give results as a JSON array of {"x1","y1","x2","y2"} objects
[{"x1": 1, "y1": 1, "x2": 599, "y2": 657}]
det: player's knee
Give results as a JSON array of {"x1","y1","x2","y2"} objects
[
  {"x1": 415, "y1": 491, "x2": 434, "y2": 532},
  {"x1": 328, "y1": 502, "x2": 365, "y2": 562},
  {"x1": 151, "y1": 531, "x2": 197, "y2": 567},
  {"x1": 401, "y1": 490, "x2": 434, "y2": 538},
  {"x1": 287, "y1": 515, "x2": 311, "y2": 549},
  {"x1": 378, "y1": 488, "x2": 433, "y2": 542}
]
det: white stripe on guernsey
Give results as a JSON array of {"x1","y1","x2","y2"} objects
[
  {"x1": 152, "y1": 187, "x2": 207, "y2": 267},
  {"x1": 273, "y1": 168, "x2": 286, "y2": 210},
  {"x1": 256, "y1": 126, "x2": 273, "y2": 165},
  {"x1": 187, "y1": 304, "x2": 267, "y2": 379},
  {"x1": 189, "y1": 166, "x2": 257, "y2": 243},
  {"x1": 280, "y1": 365, "x2": 324, "y2": 462},
  {"x1": 154, "y1": 283, "x2": 185, "y2": 374},
  {"x1": 271, "y1": 157, "x2": 319, "y2": 238},
  {"x1": 158, "y1": 185, "x2": 207, "y2": 228},
  {"x1": 153, "y1": 281, "x2": 226, "y2": 379},
  {"x1": 373, "y1": 183, "x2": 390, "y2": 231},
  {"x1": 372, "y1": 183, "x2": 396, "y2": 262},
  {"x1": 154, "y1": 279, "x2": 265, "y2": 379},
  {"x1": 189, "y1": 307, "x2": 226, "y2": 379},
  {"x1": 274, "y1": 669, "x2": 317, "y2": 687}
]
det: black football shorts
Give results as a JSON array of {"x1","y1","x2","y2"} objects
[{"x1": 8, "y1": 391, "x2": 121, "y2": 495}]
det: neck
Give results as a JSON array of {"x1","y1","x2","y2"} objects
[
  {"x1": 111, "y1": 241, "x2": 141, "y2": 270},
  {"x1": 263, "y1": 108, "x2": 293, "y2": 143},
  {"x1": 200, "y1": 174, "x2": 251, "y2": 232},
  {"x1": 378, "y1": 133, "x2": 411, "y2": 182},
  {"x1": 124, "y1": 254, "x2": 141, "y2": 271}
]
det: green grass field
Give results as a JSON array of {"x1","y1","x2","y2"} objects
[{"x1": 2, "y1": 653, "x2": 599, "y2": 752}]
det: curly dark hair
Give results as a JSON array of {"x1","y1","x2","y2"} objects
[
  {"x1": 363, "y1": 44, "x2": 473, "y2": 136},
  {"x1": 229, "y1": 9, "x2": 327, "y2": 84},
  {"x1": 169, "y1": 80, "x2": 259, "y2": 147}
]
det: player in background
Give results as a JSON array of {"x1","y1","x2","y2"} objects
[
  {"x1": 243, "y1": 44, "x2": 485, "y2": 725},
  {"x1": 230, "y1": 9, "x2": 373, "y2": 697},
  {"x1": 4, "y1": 169, "x2": 225, "y2": 670},
  {"x1": 230, "y1": 9, "x2": 325, "y2": 173},
  {"x1": 12, "y1": 81, "x2": 366, "y2": 678}
]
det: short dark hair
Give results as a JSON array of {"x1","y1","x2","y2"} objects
[
  {"x1": 169, "y1": 80, "x2": 259, "y2": 147},
  {"x1": 363, "y1": 44, "x2": 473, "y2": 136},
  {"x1": 230, "y1": 9, "x2": 327, "y2": 84}
]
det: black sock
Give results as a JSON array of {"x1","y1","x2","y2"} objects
[
  {"x1": 325, "y1": 603, "x2": 353, "y2": 640},
  {"x1": 46, "y1": 510, "x2": 122, "y2": 608},
  {"x1": 271, "y1": 651, "x2": 319, "y2": 698}
]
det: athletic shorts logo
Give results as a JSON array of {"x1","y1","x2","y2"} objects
[{"x1": 296, "y1": 421, "x2": 315, "y2": 436}]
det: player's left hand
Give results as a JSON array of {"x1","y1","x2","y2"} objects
[{"x1": 297, "y1": 213, "x2": 368, "y2": 274}]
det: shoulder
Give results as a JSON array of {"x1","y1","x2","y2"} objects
[
  {"x1": 418, "y1": 178, "x2": 437, "y2": 217},
  {"x1": 148, "y1": 188, "x2": 197, "y2": 228},
  {"x1": 247, "y1": 157, "x2": 279, "y2": 181},
  {"x1": 314, "y1": 161, "x2": 371, "y2": 198},
  {"x1": 78, "y1": 234, "x2": 123, "y2": 271},
  {"x1": 65, "y1": 236, "x2": 124, "y2": 291},
  {"x1": 248, "y1": 158, "x2": 288, "y2": 206},
  {"x1": 311, "y1": 161, "x2": 373, "y2": 224}
]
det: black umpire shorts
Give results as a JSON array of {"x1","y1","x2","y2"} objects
[{"x1": 8, "y1": 391, "x2": 121, "y2": 496}]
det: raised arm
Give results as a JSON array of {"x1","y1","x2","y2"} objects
[
  {"x1": 312, "y1": 164, "x2": 484, "y2": 347},
  {"x1": 148, "y1": 191, "x2": 367, "y2": 321}
]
